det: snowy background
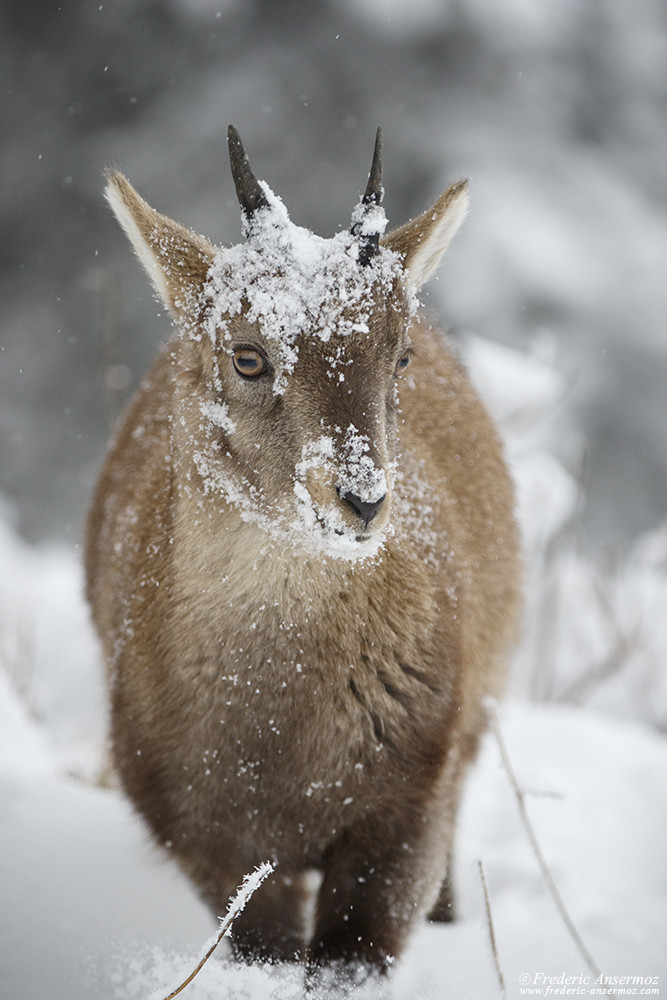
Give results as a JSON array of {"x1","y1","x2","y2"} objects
[{"x1": 1, "y1": 0, "x2": 666, "y2": 997}]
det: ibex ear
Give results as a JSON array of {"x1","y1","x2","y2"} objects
[
  {"x1": 104, "y1": 170, "x2": 216, "y2": 319},
  {"x1": 382, "y1": 179, "x2": 469, "y2": 289}
]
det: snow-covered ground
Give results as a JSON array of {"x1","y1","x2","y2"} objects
[{"x1": 1, "y1": 335, "x2": 665, "y2": 999}]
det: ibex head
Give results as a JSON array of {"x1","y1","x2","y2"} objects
[{"x1": 104, "y1": 128, "x2": 469, "y2": 559}]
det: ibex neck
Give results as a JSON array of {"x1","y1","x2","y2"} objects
[{"x1": 174, "y1": 496, "x2": 381, "y2": 615}]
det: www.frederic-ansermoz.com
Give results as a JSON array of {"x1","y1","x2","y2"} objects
[{"x1": 518, "y1": 972, "x2": 660, "y2": 996}]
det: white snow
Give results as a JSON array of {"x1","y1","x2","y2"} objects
[
  {"x1": 1, "y1": 335, "x2": 665, "y2": 999},
  {"x1": 337, "y1": 425, "x2": 388, "y2": 504},
  {"x1": 292, "y1": 425, "x2": 388, "y2": 550},
  {"x1": 199, "y1": 399, "x2": 237, "y2": 435},
  {"x1": 202, "y1": 184, "x2": 403, "y2": 396},
  {"x1": 193, "y1": 429, "x2": 390, "y2": 562}
]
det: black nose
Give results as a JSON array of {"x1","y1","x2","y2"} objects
[{"x1": 339, "y1": 490, "x2": 386, "y2": 528}]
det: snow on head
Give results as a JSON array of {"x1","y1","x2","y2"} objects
[
  {"x1": 201, "y1": 183, "x2": 401, "y2": 394},
  {"x1": 349, "y1": 197, "x2": 387, "y2": 240},
  {"x1": 187, "y1": 186, "x2": 409, "y2": 560}
]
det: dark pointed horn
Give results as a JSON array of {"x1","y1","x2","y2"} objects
[
  {"x1": 228, "y1": 125, "x2": 270, "y2": 218},
  {"x1": 362, "y1": 127, "x2": 383, "y2": 207},
  {"x1": 352, "y1": 128, "x2": 384, "y2": 266}
]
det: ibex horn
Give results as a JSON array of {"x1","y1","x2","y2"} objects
[
  {"x1": 362, "y1": 127, "x2": 383, "y2": 207},
  {"x1": 228, "y1": 125, "x2": 270, "y2": 218},
  {"x1": 352, "y1": 127, "x2": 384, "y2": 266}
]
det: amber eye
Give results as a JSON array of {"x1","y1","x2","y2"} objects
[
  {"x1": 232, "y1": 348, "x2": 268, "y2": 379},
  {"x1": 395, "y1": 351, "x2": 411, "y2": 376}
]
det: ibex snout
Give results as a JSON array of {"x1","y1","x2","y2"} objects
[{"x1": 294, "y1": 424, "x2": 393, "y2": 551}]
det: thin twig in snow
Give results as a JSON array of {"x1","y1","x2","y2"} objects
[
  {"x1": 478, "y1": 859, "x2": 506, "y2": 999},
  {"x1": 489, "y1": 702, "x2": 616, "y2": 999},
  {"x1": 155, "y1": 861, "x2": 274, "y2": 1000}
]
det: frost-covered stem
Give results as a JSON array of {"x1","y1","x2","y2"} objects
[
  {"x1": 155, "y1": 861, "x2": 274, "y2": 1000},
  {"x1": 489, "y1": 703, "x2": 616, "y2": 999},
  {"x1": 478, "y1": 859, "x2": 506, "y2": 999}
]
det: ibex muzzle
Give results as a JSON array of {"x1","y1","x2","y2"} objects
[{"x1": 85, "y1": 127, "x2": 521, "y2": 984}]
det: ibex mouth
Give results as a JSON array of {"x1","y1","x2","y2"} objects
[
  {"x1": 330, "y1": 523, "x2": 373, "y2": 543},
  {"x1": 312, "y1": 511, "x2": 379, "y2": 548}
]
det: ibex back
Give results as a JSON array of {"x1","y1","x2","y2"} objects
[{"x1": 85, "y1": 127, "x2": 521, "y2": 981}]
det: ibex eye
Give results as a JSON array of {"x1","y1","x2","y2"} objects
[
  {"x1": 232, "y1": 348, "x2": 268, "y2": 378},
  {"x1": 395, "y1": 351, "x2": 411, "y2": 375}
]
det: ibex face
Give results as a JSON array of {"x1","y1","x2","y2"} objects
[{"x1": 105, "y1": 127, "x2": 468, "y2": 558}]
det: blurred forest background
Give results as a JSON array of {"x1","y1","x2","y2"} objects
[{"x1": 1, "y1": 0, "x2": 666, "y2": 555}]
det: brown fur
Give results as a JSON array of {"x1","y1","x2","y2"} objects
[{"x1": 85, "y1": 147, "x2": 521, "y2": 978}]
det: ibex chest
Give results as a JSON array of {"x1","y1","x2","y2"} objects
[{"x1": 160, "y1": 514, "x2": 454, "y2": 809}]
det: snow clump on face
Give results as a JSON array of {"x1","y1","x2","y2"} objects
[
  {"x1": 291, "y1": 430, "x2": 391, "y2": 559},
  {"x1": 337, "y1": 424, "x2": 388, "y2": 503},
  {"x1": 201, "y1": 183, "x2": 403, "y2": 394}
]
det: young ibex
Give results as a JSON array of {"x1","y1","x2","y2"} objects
[{"x1": 85, "y1": 127, "x2": 520, "y2": 981}]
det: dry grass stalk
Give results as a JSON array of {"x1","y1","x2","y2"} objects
[
  {"x1": 157, "y1": 861, "x2": 274, "y2": 1000},
  {"x1": 478, "y1": 859, "x2": 506, "y2": 999}
]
